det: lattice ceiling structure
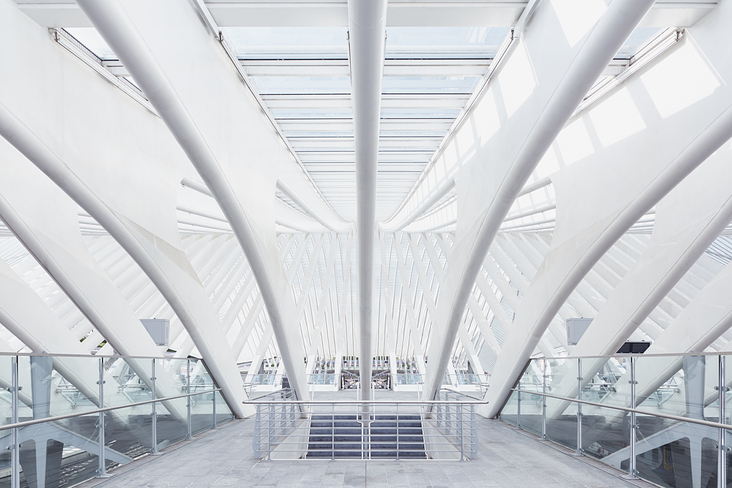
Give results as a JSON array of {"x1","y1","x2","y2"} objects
[{"x1": 1, "y1": 0, "x2": 732, "y2": 416}]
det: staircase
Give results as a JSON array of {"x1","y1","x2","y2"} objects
[{"x1": 307, "y1": 414, "x2": 426, "y2": 458}]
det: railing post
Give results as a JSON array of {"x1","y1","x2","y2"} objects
[
  {"x1": 212, "y1": 386, "x2": 217, "y2": 429},
  {"x1": 542, "y1": 359, "x2": 547, "y2": 440},
  {"x1": 516, "y1": 385, "x2": 521, "y2": 430},
  {"x1": 629, "y1": 356, "x2": 637, "y2": 478},
  {"x1": 187, "y1": 359, "x2": 193, "y2": 440},
  {"x1": 280, "y1": 401, "x2": 285, "y2": 433},
  {"x1": 254, "y1": 405, "x2": 261, "y2": 458},
  {"x1": 460, "y1": 404, "x2": 464, "y2": 461},
  {"x1": 151, "y1": 359, "x2": 158, "y2": 455},
  {"x1": 98, "y1": 357, "x2": 109, "y2": 477},
  {"x1": 268, "y1": 404, "x2": 273, "y2": 461},
  {"x1": 576, "y1": 358, "x2": 582, "y2": 456},
  {"x1": 471, "y1": 404, "x2": 477, "y2": 460},
  {"x1": 331, "y1": 403, "x2": 335, "y2": 461},
  {"x1": 11, "y1": 355, "x2": 19, "y2": 488},
  {"x1": 396, "y1": 402, "x2": 400, "y2": 461},
  {"x1": 719, "y1": 355, "x2": 726, "y2": 488},
  {"x1": 437, "y1": 391, "x2": 442, "y2": 428}
]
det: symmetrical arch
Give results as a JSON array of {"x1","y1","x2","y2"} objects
[{"x1": 2, "y1": 0, "x2": 732, "y2": 423}]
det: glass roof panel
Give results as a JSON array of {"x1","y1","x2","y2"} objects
[
  {"x1": 64, "y1": 27, "x2": 117, "y2": 60},
  {"x1": 283, "y1": 131, "x2": 354, "y2": 138},
  {"x1": 222, "y1": 27, "x2": 348, "y2": 59},
  {"x1": 615, "y1": 27, "x2": 665, "y2": 59},
  {"x1": 385, "y1": 27, "x2": 511, "y2": 58},
  {"x1": 380, "y1": 108, "x2": 462, "y2": 119},
  {"x1": 270, "y1": 108, "x2": 353, "y2": 119},
  {"x1": 249, "y1": 76, "x2": 350, "y2": 95},
  {"x1": 382, "y1": 76, "x2": 481, "y2": 94}
]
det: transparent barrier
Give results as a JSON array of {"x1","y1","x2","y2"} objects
[
  {"x1": 0, "y1": 354, "x2": 232, "y2": 488},
  {"x1": 503, "y1": 353, "x2": 732, "y2": 488},
  {"x1": 307, "y1": 373, "x2": 337, "y2": 385},
  {"x1": 441, "y1": 373, "x2": 488, "y2": 387},
  {"x1": 395, "y1": 373, "x2": 424, "y2": 385},
  {"x1": 251, "y1": 394, "x2": 480, "y2": 461}
]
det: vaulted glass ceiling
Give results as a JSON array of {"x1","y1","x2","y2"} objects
[
  {"x1": 218, "y1": 25, "x2": 513, "y2": 221},
  {"x1": 64, "y1": 18, "x2": 668, "y2": 228}
]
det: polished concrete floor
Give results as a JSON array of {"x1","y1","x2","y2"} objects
[{"x1": 76, "y1": 402, "x2": 657, "y2": 487}]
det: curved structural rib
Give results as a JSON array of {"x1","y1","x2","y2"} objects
[
  {"x1": 546, "y1": 148, "x2": 732, "y2": 419},
  {"x1": 0, "y1": 167, "x2": 185, "y2": 417},
  {"x1": 423, "y1": 0, "x2": 655, "y2": 405},
  {"x1": 348, "y1": 0, "x2": 388, "y2": 402},
  {"x1": 0, "y1": 101, "x2": 251, "y2": 418},
  {"x1": 484, "y1": 1, "x2": 732, "y2": 418},
  {"x1": 75, "y1": 0, "x2": 309, "y2": 402}
]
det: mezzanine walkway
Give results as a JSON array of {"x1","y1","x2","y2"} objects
[{"x1": 76, "y1": 412, "x2": 656, "y2": 487}]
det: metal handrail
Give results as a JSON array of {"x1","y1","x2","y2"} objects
[
  {"x1": 511, "y1": 387, "x2": 732, "y2": 432},
  {"x1": 0, "y1": 388, "x2": 221, "y2": 432},
  {"x1": 530, "y1": 351, "x2": 732, "y2": 360},
  {"x1": 245, "y1": 400, "x2": 487, "y2": 405},
  {"x1": 247, "y1": 389, "x2": 287, "y2": 402},
  {"x1": 252, "y1": 397, "x2": 479, "y2": 461},
  {"x1": 0, "y1": 352, "x2": 184, "y2": 359},
  {"x1": 438, "y1": 388, "x2": 484, "y2": 401}
]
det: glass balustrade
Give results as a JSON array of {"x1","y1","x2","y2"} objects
[
  {"x1": 0, "y1": 353, "x2": 233, "y2": 488},
  {"x1": 502, "y1": 352, "x2": 732, "y2": 488}
]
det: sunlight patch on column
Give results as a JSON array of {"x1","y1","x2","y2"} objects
[
  {"x1": 472, "y1": 86, "x2": 501, "y2": 143},
  {"x1": 641, "y1": 41, "x2": 720, "y2": 119},
  {"x1": 550, "y1": 0, "x2": 607, "y2": 48},
  {"x1": 589, "y1": 88, "x2": 646, "y2": 147},
  {"x1": 499, "y1": 43, "x2": 537, "y2": 118},
  {"x1": 556, "y1": 119, "x2": 594, "y2": 165}
]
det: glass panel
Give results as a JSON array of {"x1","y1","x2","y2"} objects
[
  {"x1": 381, "y1": 107, "x2": 461, "y2": 119},
  {"x1": 580, "y1": 356, "x2": 628, "y2": 406},
  {"x1": 0, "y1": 357, "x2": 10, "y2": 487},
  {"x1": 249, "y1": 76, "x2": 350, "y2": 95},
  {"x1": 584, "y1": 405, "x2": 632, "y2": 471},
  {"x1": 545, "y1": 396, "x2": 578, "y2": 451},
  {"x1": 104, "y1": 403, "x2": 153, "y2": 467},
  {"x1": 725, "y1": 354, "x2": 732, "y2": 488},
  {"x1": 517, "y1": 362, "x2": 542, "y2": 437},
  {"x1": 633, "y1": 415, "x2": 705, "y2": 488},
  {"x1": 385, "y1": 27, "x2": 511, "y2": 58},
  {"x1": 308, "y1": 373, "x2": 337, "y2": 385},
  {"x1": 631, "y1": 355, "x2": 719, "y2": 488},
  {"x1": 635, "y1": 355, "x2": 711, "y2": 419},
  {"x1": 190, "y1": 391, "x2": 213, "y2": 436},
  {"x1": 20, "y1": 356, "x2": 101, "y2": 421},
  {"x1": 214, "y1": 391, "x2": 234, "y2": 426},
  {"x1": 395, "y1": 374, "x2": 423, "y2": 385},
  {"x1": 615, "y1": 27, "x2": 665, "y2": 59},
  {"x1": 500, "y1": 389, "x2": 519, "y2": 427},
  {"x1": 112, "y1": 357, "x2": 153, "y2": 404},
  {"x1": 8, "y1": 355, "x2": 105, "y2": 488},
  {"x1": 543, "y1": 358, "x2": 578, "y2": 451},
  {"x1": 382, "y1": 76, "x2": 480, "y2": 94},
  {"x1": 222, "y1": 27, "x2": 348, "y2": 59},
  {"x1": 154, "y1": 359, "x2": 188, "y2": 449},
  {"x1": 63, "y1": 28, "x2": 117, "y2": 60},
  {"x1": 18, "y1": 414, "x2": 101, "y2": 488},
  {"x1": 104, "y1": 358, "x2": 154, "y2": 466},
  {"x1": 270, "y1": 108, "x2": 352, "y2": 119},
  {"x1": 0, "y1": 356, "x2": 12, "y2": 427}
]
